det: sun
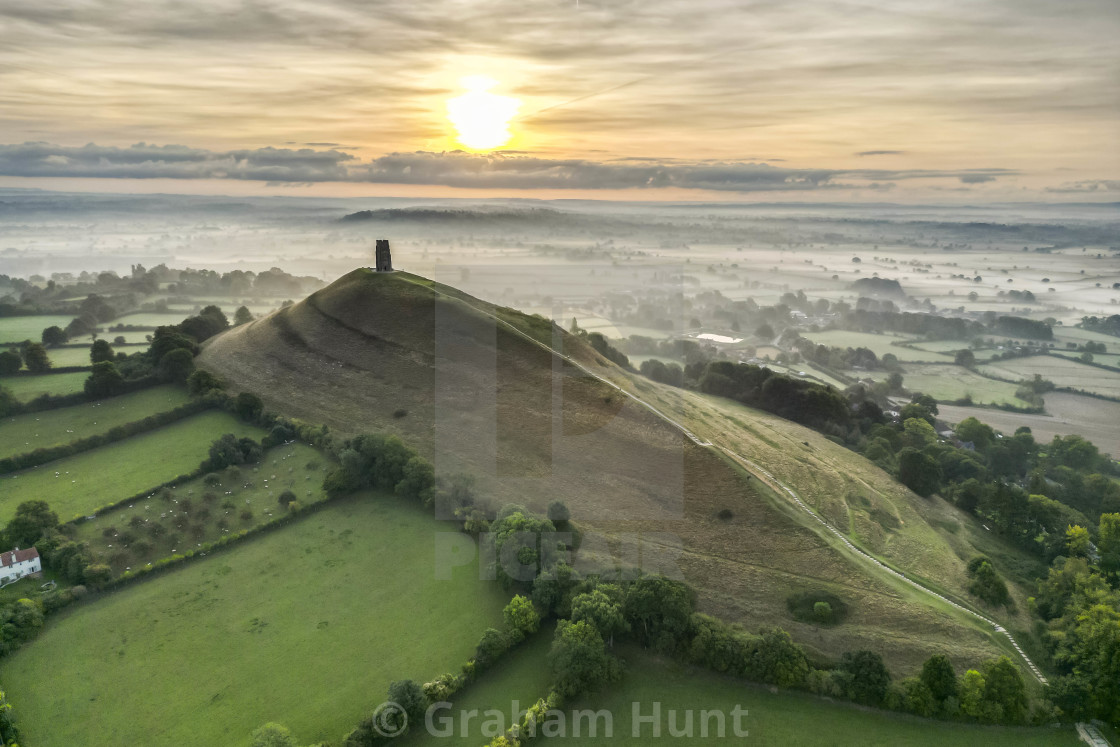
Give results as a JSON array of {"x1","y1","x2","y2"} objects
[{"x1": 446, "y1": 76, "x2": 520, "y2": 151}]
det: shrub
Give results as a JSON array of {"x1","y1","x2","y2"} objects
[{"x1": 786, "y1": 590, "x2": 848, "y2": 625}]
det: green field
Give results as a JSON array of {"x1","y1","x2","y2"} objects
[
  {"x1": 800, "y1": 330, "x2": 950, "y2": 362},
  {"x1": 980, "y1": 356, "x2": 1120, "y2": 399},
  {"x1": 2, "y1": 496, "x2": 509, "y2": 747},
  {"x1": 73, "y1": 441, "x2": 331, "y2": 573},
  {"x1": 0, "y1": 410, "x2": 264, "y2": 522},
  {"x1": 102, "y1": 330, "x2": 156, "y2": 344},
  {"x1": 1051, "y1": 350, "x2": 1120, "y2": 369},
  {"x1": 538, "y1": 650, "x2": 1078, "y2": 746},
  {"x1": 112, "y1": 312, "x2": 191, "y2": 328},
  {"x1": 39, "y1": 343, "x2": 147, "y2": 368},
  {"x1": 397, "y1": 625, "x2": 556, "y2": 746},
  {"x1": 1, "y1": 371, "x2": 90, "y2": 401},
  {"x1": 0, "y1": 315, "x2": 75, "y2": 344},
  {"x1": 0, "y1": 385, "x2": 193, "y2": 459},
  {"x1": 1055, "y1": 326, "x2": 1120, "y2": 354},
  {"x1": 864, "y1": 364, "x2": 1032, "y2": 406},
  {"x1": 909, "y1": 339, "x2": 983, "y2": 354}
]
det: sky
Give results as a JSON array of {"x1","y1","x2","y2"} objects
[{"x1": 0, "y1": 0, "x2": 1117, "y2": 201}]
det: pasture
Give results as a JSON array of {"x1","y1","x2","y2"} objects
[
  {"x1": 73, "y1": 441, "x2": 331, "y2": 574},
  {"x1": 865, "y1": 364, "x2": 1032, "y2": 406},
  {"x1": 800, "y1": 330, "x2": 950, "y2": 362},
  {"x1": 397, "y1": 626, "x2": 556, "y2": 746},
  {"x1": 0, "y1": 384, "x2": 192, "y2": 459},
  {"x1": 1, "y1": 371, "x2": 89, "y2": 401},
  {"x1": 980, "y1": 356, "x2": 1120, "y2": 399},
  {"x1": 1, "y1": 496, "x2": 509, "y2": 747},
  {"x1": 936, "y1": 392, "x2": 1120, "y2": 457},
  {"x1": 0, "y1": 410, "x2": 263, "y2": 522},
  {"x1": 0, "y1": 315, "x2": 74, "y2": 344},
  {"x1": 537, "y1": 650, "x2": 1079, "y2": 746}
]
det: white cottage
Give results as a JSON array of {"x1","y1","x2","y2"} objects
[{"x1": 0, "y1": 547, "x2": 42, "y2": 587}]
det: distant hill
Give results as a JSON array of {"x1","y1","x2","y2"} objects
[
  {"x1": 199, "y1": 269, "x2": 1019, "y2": 673},
  {"x1": 341, "y1": 206, "x2": 572, "y2": 226}
]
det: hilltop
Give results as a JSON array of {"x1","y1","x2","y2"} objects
[{"x1": 199, "y1": 269, "x2": 1029, "y2": 673}]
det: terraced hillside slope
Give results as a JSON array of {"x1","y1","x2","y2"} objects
[{"x1": 198, "y1": 269, "x2": 1030, "y2": 674}]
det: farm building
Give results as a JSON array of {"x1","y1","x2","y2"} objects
[{"x1": 0, "y1": 547, "x2": 42, "y2": 587}]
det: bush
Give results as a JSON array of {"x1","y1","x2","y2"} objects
[{"x1": 786, "y1": 590, "x2": 848, "y2": 625}]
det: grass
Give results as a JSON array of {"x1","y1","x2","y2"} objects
[
  {"x1": 0, "y1": 385, "x2": 193, "y2": 459},
  {"x1": 800, "y1": 330, "x2": 950, "y2": 362},
  {"x1": 0, "y1": 410, "x2": 264, "y2": 523},
  {"x1": 634, "y1": 382, "x2": 1042, "y2": 672},
  {"x1": 38, "y1": 343, "x2": 147, "y2": 368},
  {"x1": 980, "y1": 355, "x2": 1120, "y2": 399},
  {"x1": 2, "y1": 495, "x2": 509, "y2": 747},
  {"x1": 863, "y1": 364, "x2": 1033, "y2": 406},
  {"x1": 0, "y1": 315, "x2": 75, "y2": 344},
  {"x1": 111, "y1": 312, "x2": 192, "y2": 327},
  {"x1": 396, "y1": 624, "x2": 557, "y2": 746},
  {"x1": 197, "y1": 269, "x2": 1023, "y2": 675},
  {"x1": 536, "y1": 648, "x2": 1079, "y2": 746},
  {"x1": 71, "y1": 441, "x2": 331, "y2": 574},
  {"x1": 1, "y1": 371, "x2": 90, "y2": 401}
]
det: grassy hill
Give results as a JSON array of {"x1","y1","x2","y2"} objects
[{"x1": 198, "y1": 269, "x2": 1035, "y2": 674}]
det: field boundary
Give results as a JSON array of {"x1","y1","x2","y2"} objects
[{"x1": 0, "y1": 398, "x2": 211, "y2": 475}]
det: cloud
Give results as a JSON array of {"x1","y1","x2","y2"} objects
[
  {"x1": 856, "y1": 150, "x2": 906, "y2": 157},
  {"x1": 0, "y1": 142, "x2": 355, "y2": 181},
  {"x1": 1046, "y1": 179, "x2": 1120, "y2": 193},
  {"x1": 0, "y1": 142, "x2": 1022, "y2": 193}
]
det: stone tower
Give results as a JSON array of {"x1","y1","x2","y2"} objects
[{"x1": 374, "y1": 239, "x2": 393, "y2": 272}]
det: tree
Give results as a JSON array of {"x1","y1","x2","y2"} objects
[
  {"x1": 0, "y1": 386, "x2": 15, "y2": 418},
  {"x1": 1100, "y1": 513, "x2": 1120, "y2": 578},
  {"x1": 250, "y1": 722, "x2": 297, "y2": 747},
  {"x1": 954, "y1": 349, "x2": 976, "y2": 367},
  {"x1": 571, "y1": 588, "x2": 628, "y2": 646},
  {"x1": 813, "y1": 601, "x2": 833, "y2": 623},
  {"x1": 41, "y1": 325, "x2": 68, "y2": 346},
  {"x1": 84, "y1": 361, "x2": 124, "y2": 398},
  {"x1": 278, "y1": 489, "x2": 297, "y2": 508},
  {"x1": 4, "y1": 500, "x2": 59, "y2": 547},
  {"x1": 1065, "y1": 524, "x2": 1091, "y2": 558},
  {"x1": 385, "y1": 679, "x2": 427, "y2": 735},
  {"x1": 920, "y1": 653, "x2": 959, "y2": 703},
  {"x1": 207, "y1": 433, "x2": 262, "y2": 470},
  {"x1": 624, "y1": 576, "x2": 695, "y2": 651},
  {"x1": 981, "y1": 656, "x2": 1026, "y2": 724},
  {"x1": 158, "y1": 348, "x2": 195, "y2": 383},
  {"x1": 475, "y1": 627, "x2": 510, "y2": 668},
  {"x1": 968, "y1": 560, "x2": 1010, "y2": 606},
  {"x1": 547, "y1": 500, "x2": 571, "y2": 525},
  {"x1": 89, "y1": 338, "x2": 114, "y2": 364},
  {"x1": 187, "y1": 368, "x2": 223, "y2": 395},
  {"x1": 23, "y1": 342, "x2": 51, "y2": 373},
  {"x1": 548, "y1": 619, "x2": 616, "y2": 698},
  {"x1": 503, "y1": 595, "x2": 541, "y2": 637},
  {"x1": 235, "y1": 391, "x2": 264, "y2": 421},
  {"x1": 838, "y1": 649, "x2": 891, "y2": 705},
  {"x1": 234, "y1": 306, "x2": 254, "y2": 326},
  {"x1": 897, "y1": 447, "x2": 942, "y2": 497},
  {"x1": 0, "y1": 350, "x2": 20, "y2": 375},
  {"x1": 749, "y1": 627, "x2": 810, "y2": 687}
]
